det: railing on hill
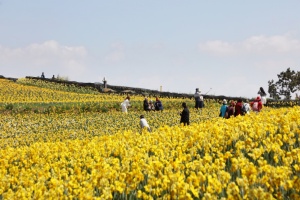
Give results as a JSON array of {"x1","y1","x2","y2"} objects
[
  {"x1": 1, "y1": 75, "x2": 299, "y2": 107},
  {"x1": 22, "y1": 76, "x2": 247, "y2": 101}
]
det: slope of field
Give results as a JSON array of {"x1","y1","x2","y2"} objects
[
  {"x1": 1, "y1": 78, "x2": 220, "y2": 114},
  {"x1": 0, "y1": 78, "x2": 299, "y2": 199}
]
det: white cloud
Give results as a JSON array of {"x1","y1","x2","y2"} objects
[
  {"x1": 253, "y1": 59, "x2": 298, "y2": 73},
  {"x1": 1, "y1": 40, "x2": 86, "y2": 62},
  {"x1": 198, "y1": 33, "x2": 300, "y2": 56},
  {"x1": 104, "y1": 42, "x2": 125, "y2": 62},
  {"x1": 0, "y1": 40, "x2": 88, "y2": 78},
  {"x1": 198, "y1": 40, "x2": 236, "y2": 56},
  {"x1": 243, "y1": 35, "x2": 300, "y2": 54}
]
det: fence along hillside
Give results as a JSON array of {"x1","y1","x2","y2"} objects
[
  {"x1": 2, "y1": 75, "x2": 298, "y2": 107},
  {"x1": 22, "y1": 76, "x2": 244, "y2": 101}
]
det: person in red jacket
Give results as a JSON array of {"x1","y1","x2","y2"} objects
[
  {"x1": 234, "y1": 99, "x2": 243, "y2": 116},
  {"x1": 226, "y1": 101, "x2": 235, "y2": 119},
  {"x1": 250, "y1": 96, "x2": 263, "y2": 112}
]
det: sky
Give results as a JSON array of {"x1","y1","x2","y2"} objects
[{"x1": 1, "y1": 1, "x2": 300, "y2": 98}]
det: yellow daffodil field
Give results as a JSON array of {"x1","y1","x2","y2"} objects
[{"x1": 0, "y1": 78, "x2": 299, "y2": 199}]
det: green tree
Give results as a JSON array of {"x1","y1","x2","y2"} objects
[
  {"x1": 268, "y1": 79, "x2": 280, "y2": 100},
  {"x1": 296, "y1": 71, "x2": 300, "y2": 91},
  {"x1": 268, "y1": 68, "x2": 299, "y2": 100}
]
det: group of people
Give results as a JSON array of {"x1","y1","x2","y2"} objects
[
  {"x1": 220, "y1": 96, "x2": 263, "y2": 119},
  {"x1": 122, "y1": 96, "x2": 164, "y2": 113},
  {"x1": 140, "y1": 101, "x2": 190, "y2": 132},
  {"x1": 40, "y1": 72, "x2": 56, "y2": 80},
  {"x1": 121, "y1": 87, "x2": 265, "y2": 132},
  {"x1": 181, "y1": 94, "x2": 264, "y2": 126},
  {"x1": 120, "y1": 96, "x2": 164, "y2": 113},
  {"x1": 143, "y1": 97, "x2": 163, "y2": 112}
]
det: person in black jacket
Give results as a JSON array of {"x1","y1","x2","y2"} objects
[
  {"x1": 180, "y1": 102, "x2": 190, "y2": 126},
  {"x1": 143, "y1": 97, "x2": 150, "y2": 111}
]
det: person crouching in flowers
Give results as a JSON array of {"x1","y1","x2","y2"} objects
[
  {"x1": 180, "y1": 102, "x2": 190, "y2": 126},
  {"x1": 121, "y1": 96, "x2": 131, "y2": 113},
  {"x1": 148, "y1": 100, "x2": 155, "y2": 111},
  {"x1": 140, "y1": 115, "x2": 151, "y2": 132}
]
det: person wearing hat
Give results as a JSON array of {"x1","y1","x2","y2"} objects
[
  {"x1": 250, "y1": 96, "x2": 263, "y2": 112},
  {"x1": 194, "y1": 88, "x2": 204, "y2": 112},
  {"x1": 180, "y1": 102, "x2": 190, "y2": 126},
  {"x1": 140, "y1": 115, "x2": 151, "y2": 132},
  {"x1": 219, "y1": 99, "x2": 228, "y2": 118}
]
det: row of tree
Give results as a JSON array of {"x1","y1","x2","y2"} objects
[{"x1": 268, "y1": 68, "x2": 300, "y2": 100}]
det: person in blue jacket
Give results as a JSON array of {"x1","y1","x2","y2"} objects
[
  {"x1": 154, "y1": 97, "x2": 163, "y2": 111},
  {"x1": 219, "y1": 99, "x2": 228, "y2": 118}
]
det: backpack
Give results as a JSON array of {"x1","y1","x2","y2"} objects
[
  {"x1": 155, "y1": 101, "x2": 163, "y2": 110},
  {"x1": 241, "y1": 104, "x2": 246, "y2": 114},
  {"x1": 252, "y1": 102, "x2": 258, "y2": 111}
]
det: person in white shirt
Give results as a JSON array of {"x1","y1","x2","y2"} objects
[
  {"x1": 258, "y1": 87, "x2": 267, "y2": 105},
  {"x1": 242, "y1": 101, "x2": 251, "y2": 114},
  {"x1": 140, "y1": 115, "x2": 151, "y2": 132},
  {"x1": 121, "y1": 96, "x2": 131, "y2": 113},
  {"x1": 194, "y1": 88, "x2": 204, "y2": 112},
  {"x1": 261, "y1": 96, "x2": 267, "y2": 105}
]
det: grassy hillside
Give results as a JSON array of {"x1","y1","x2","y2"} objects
[
  {"x1": 0, "y1": 78, "x2": 220, "y2": 114},
  {"x1": 0, "y1": 78, "x2": 299, "y2": 199}
]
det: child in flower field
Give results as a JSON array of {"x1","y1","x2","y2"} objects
[
  {"x1": 140, "y1": 115, "x2": 151, "y2": 132},
  {"x1": 148, "y1": 100, "x2": 155, "y2": 111}
]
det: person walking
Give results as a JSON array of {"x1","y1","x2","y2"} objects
[
  {"x1": 180, "y1": 102, "x2": 190, "y2": 126},
  {"x1": 140, "y1": 115, "x2": 151, "y2": 132},
  {"x1": 121, "y1": 96, "x2": 131, "y2": 113},
  {"x1": 219, "y1": 99, "x2": 228, "y2": 118}
]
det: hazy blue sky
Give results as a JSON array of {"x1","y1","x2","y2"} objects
[{"x1": 1, "y1": 1, "x2": 300, "y2": 98}]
